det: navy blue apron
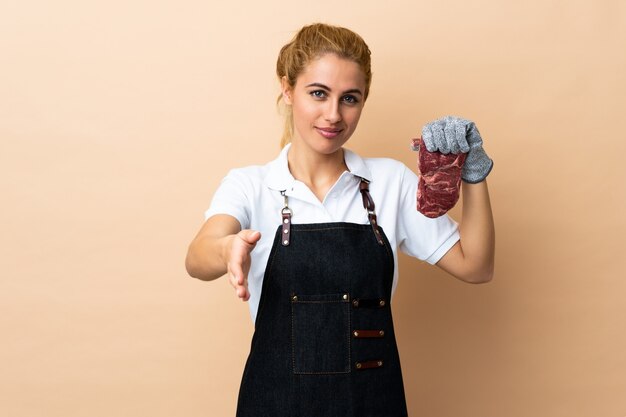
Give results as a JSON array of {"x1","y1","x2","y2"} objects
[{"x1": 236, "y1": 178, "x2": 408, "y2": 416}]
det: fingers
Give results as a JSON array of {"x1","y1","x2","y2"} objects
[
  {"x1": 423, "y1": 121, "x2": 449, "y2": 153},
  {"x1": 421, "y1": 116, "x2": 475, "y2": 154},
  {"x1": 227, "y1": 260, "x2": 247, "y2": 301},
  {"x1": 228, "y1": 256, "x2": 245, "y2": 286},
  {"x1": 228, "y1": 263, "x2": 250, "y2": 301},
  {"x1": 432, "y1": 122, "x2": 449, "y2": 154},
  {"x1": 227, "y1": 229, "x2": 260, "y2": 302},
  {"x1": 421, "y1": 124, "x2": 436, "y2": 152},
  {"x1": 443, "y1": 122, "x2": 456, "y2": 154},
  {"x1": 239, "y1": 229, "x2": 261, "y2": 245},
  {"x1": 236, "y1": 283, "x2": 250, "y2": 301},
  {"x1": 455, "y1": 121, "x2": 470, "y2": 153}
]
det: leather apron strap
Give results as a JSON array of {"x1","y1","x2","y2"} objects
[{"x1": 280, "y1": 177, "x2": 384, "y2": 246}]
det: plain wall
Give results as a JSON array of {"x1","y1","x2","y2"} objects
[{"x1": 1, "y1": 1, "x2": 625, "y2": 416}]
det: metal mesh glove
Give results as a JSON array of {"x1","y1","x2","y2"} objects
[{"x1": 421, "y1": 116, "x2": 493, "y2": 183}]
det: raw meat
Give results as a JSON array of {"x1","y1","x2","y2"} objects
[{"x1": 411, "y1": 137, "x2": 466, "y2": 218}]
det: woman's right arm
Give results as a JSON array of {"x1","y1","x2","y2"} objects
[{"x1": 185, "y1": 214, "x2": 261, "y2": 301}]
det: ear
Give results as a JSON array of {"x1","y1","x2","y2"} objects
[{"x1": 281, "y1": 76, "x2": 293, "y2": 105}]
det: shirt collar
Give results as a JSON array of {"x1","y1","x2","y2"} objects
[{"x1": 264, "y1": 143, "x2": 373, "y2": 191}]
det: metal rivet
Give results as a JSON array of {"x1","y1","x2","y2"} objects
[
  {"x1": 356, "y1": 363, "x2": 362, "y2": 369},
  {"x1": 283, "y1": 240, "x2": 289, "y2": 245},
  {"x1": 342, "y1": 294, "x2": 348, "y2": 300},
  {"x1": 379, "y1": 330, "x2": 385, "y2": 336},
  {"x1": 379, "y1": 300, "x2": 386, "y2": 307},
  {"x1": 352, "y1": 299, "x2": 359, "y2": 307},
  {"x1": 283, "y1": 218, "x2": 289, "y2": 224},
  {"x1": 353, "y1": 331, "x2": 359, "y2": 337},
  {"x1": 292, "y1": 295, "x2": 298, "y2": 301},
  {"x1": 377, "y1": 361, "x2": 383, "y2": 367}
]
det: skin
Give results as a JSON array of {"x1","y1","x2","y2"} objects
[
  {"x1": 283, "y1": 54, "x2": 367, "y2": 200},
  {"x1": 185, "y1": 53, "x2": 495, "y2": 301}
]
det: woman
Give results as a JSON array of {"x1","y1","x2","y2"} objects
[{"x1": 186, "y1": 23, "x2": 494, "y2": 417}]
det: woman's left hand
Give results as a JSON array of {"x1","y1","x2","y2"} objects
[{"x1": 421, "y1": 115, "x2": 493, "y2": 183}]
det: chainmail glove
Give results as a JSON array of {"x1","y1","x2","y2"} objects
[{"x1": 421, "y1": 115, "x2": 493, "y2": 183}]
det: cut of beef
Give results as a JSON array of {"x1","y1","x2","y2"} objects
[{"x1": 411, "y1": 137, "x2": 466, "y2": 218}]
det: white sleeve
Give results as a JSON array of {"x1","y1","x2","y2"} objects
[
  {"x1": 396, "y1": 164, "x2": 460, "y2": 264},
  {"x1": 204, "y1": 169, "x2": 251, "y2": 230}
]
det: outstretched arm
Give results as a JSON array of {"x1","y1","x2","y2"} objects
[{"x1": 185, "y1": 214, "x2": 261, "y2": 301}]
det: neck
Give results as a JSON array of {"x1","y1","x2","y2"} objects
[{"x1": 287, "y1": 143, "x2": 348, "y2": 201}]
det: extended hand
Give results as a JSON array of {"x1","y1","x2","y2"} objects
[
  {"x1": 227, "y1": 230, "x2": 261, "y2": 301},
  {"x1": 421, "y1": 115, "x2": 493, "y2": 183}
]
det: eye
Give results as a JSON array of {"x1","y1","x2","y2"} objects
[
  {"x1": 309, "y1": 90, "x2": 327, "y2": 99},
  {"x1": 342, "y1": 95, "x2": 359, "y2": 105}
]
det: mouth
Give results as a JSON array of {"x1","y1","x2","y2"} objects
[{"x1": 315, "y1": 127, "x2": 343, "y2": 139}]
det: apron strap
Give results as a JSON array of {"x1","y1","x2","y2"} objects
[
  {"x1": 279, "y1": 179, "x2": 385, "y2": 246},
  {"x1": 280, "y1": 190, "x2": 292, "y2": 246},
  {"x1": 359, "y1": 179, "x2": 385, "y2": 246}
]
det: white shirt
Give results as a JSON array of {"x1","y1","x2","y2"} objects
[{"x1": 205, "y1": 144, "x2": 460, "y2": 322}]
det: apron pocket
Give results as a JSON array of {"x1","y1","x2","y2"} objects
[{"x1": 290, "y1": 293, "x2": 350, "y2": 374}]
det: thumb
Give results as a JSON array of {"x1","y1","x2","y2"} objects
[{"x1": 239, "y1": 229, "x2": 261, "y2": 245}]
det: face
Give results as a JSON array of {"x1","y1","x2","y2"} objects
[{"x1": 282, "y1": 53, "x2": 367, "y2": 156}]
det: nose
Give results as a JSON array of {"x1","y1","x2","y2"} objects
[{"x1": 324, "y1": 100, "x2": 342, "y2": 124}]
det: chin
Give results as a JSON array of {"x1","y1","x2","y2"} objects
[
  {"x1": 313, "y1": 141, "x2": 347, "y2": 155},
  {"x1": 314, "y1": 134, "x2": 352, "y2": 154}
]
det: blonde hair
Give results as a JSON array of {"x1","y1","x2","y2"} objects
[{"x1": 276, "y1": 23, "x2": 372, "y2": 148}]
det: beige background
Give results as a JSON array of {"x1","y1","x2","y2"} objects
[{"x1": 2, "y1": 0, "x2": 625, "y2": 416}]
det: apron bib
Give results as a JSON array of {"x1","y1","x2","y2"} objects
[{"x1": 236, "y1": 179, "x2": 408, "y2": 417}]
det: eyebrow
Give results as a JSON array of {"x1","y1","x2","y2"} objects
[{"x1": 305, "y1": 83, "x2": 363, "y2": 96}]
